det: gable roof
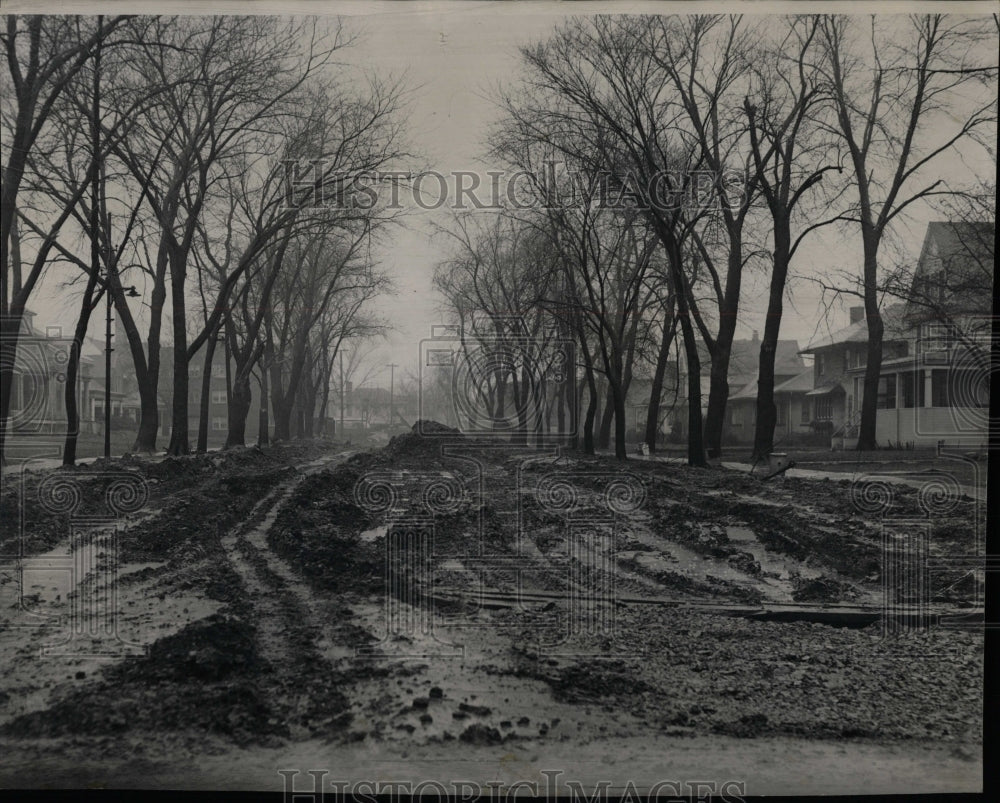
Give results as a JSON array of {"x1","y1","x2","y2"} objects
[
  {"x1": 801, "y1": 303, "x2": 908, "y2": 353},
  {"x1": 922, "y1": 221, "x2": 994, "y2": 268},
  {"x1": 728, "y1": 364, "x2": 816, "y2": 402},
  {"x1": 696, "y1": 337, "x2": 804, "y2": 381},
  {"x1": 905, "y1": 220, "x2": 995, "y2": 320},
  {"x1": 773, "y1": 367, "x2": 815, "y2": 395}
]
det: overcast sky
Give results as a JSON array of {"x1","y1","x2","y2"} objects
[{"x1": 17, "y1": 1, "x2": 997, "y2": 390}]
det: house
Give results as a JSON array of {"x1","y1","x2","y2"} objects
[
  {"x1": 726, "y1": 364, "x2": 817, "y2": 445},
  {"x1": 4, "y1": 310, "x2": 73, "y2": 437},
  {"x1": 800, "y1": 221, "x2": 992, "y2": 448},
  {"x1": 715, "y1": 333, "x2": 806, "y2": 444},
  {"x1": 339, "y1": 384, "x2": 419, "y2": 430},
  {"x1": 799, "y1": 304, "x2": 911, "y2": 446}
]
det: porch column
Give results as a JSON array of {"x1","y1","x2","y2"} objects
[
  {"x1": 894, "y1": 373, "x2": 901, "y2": 444},
  {"x1": 923, "y1": 369, "x2": 933, "y2": 407}
]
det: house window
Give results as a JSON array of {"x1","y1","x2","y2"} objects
[
  {"x1": 212, "y1": 364, "x2": 226, "y2": 379},
  {"x1": 212, "y1": 390, "x2": 227, "y2": 405},
  {"x1": 211, "y1": 416, "x2": 226, "y2": 431},
  {"x1": 776, "y1": 400, "x2": 786, "y2": 426},
  {"x1": 876, "y1": 376, "x2": 897, "y2": 409},
  {"x1": 931, "y1": 370, "x2": 949, "y2": 407},
  {"x1": 900, "y1": 372, "x2": 915, "y2": 408},
  {"x1": 801, "y1": 399, "x2": 811, "y2": 423},
  {"x1": 816, "y1": 353, "x2": 824, "y2": 377},
  {"x1": 815, "y1": 397, "x2": 833, "y2": 420},
  {"x1": 730, "y1": 406, "x2": 744, "y2": 426},
  {"x1": 923, "y1": 323, "x2": 955, "y2": 352}
]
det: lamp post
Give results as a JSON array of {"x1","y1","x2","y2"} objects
[
  {"x1": 387, "y1": 362, "x2": 397, "y2": 428},
  {"x1": 104, "y1": 282, "x2": 139, "y2": 459}
]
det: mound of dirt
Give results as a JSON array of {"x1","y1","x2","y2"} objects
[
  {"x1": 2, "y1": 616, "x2": 279, "y2": 744},
  {"x1": 381, "y1": 420, "x2": 463, "y2": 461},
  {"x1": 121, "y1": 615, "x2": 260, "y2": 682}
]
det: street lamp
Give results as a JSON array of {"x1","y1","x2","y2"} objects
[{"x1": 104, "y1": 283, "x2": 140, "y2": 459}]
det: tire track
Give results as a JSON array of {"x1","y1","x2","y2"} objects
[{"x1": 218, "y1": 451, "x2": 357, "y2": 739}]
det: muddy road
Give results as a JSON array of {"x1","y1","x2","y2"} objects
[{"x1": 0, "y1": 430, "x2": 984, "y2": 794}]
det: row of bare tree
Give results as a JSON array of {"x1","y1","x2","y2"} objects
[
  {"x1": 2, "y1": 15, "x2": 409, "y2": 463},
  {"x1": 434, "y1": 13, "x2": 996, "y2": 463}
]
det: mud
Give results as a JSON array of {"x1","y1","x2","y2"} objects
[{"x1": 0, "y1": 426, "x2": 984, "y2": 790}]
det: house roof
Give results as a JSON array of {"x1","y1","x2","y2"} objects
[
  {"x1": 800, "y1": 303, "x2": 908, "y2": 353},
  {"x1": 923, "y1": 221, "x2": 994, "y2": 267},
  {"x1": 728, "y1": 364, "x2": 817, "y2": 403},
  {"x1": 773, "y1": 367, "x2": 815, "y2": 395},
  {"x1": 903, "y1": 221, "x2": 995, "y2": 321},
  {"x1": 729, "y1": 381, "x2": 758, "y2": 401},
  {"x1": 806, "y1": 382, "x2": 846, "y2": 397},
  {"x1": 696, "y1": 337, "x2": 804, "y2": 381}
]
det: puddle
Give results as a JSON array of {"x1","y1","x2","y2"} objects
[
  {"x1": 618, "y1": 524, "x2": 872, "y2": 604},
  {"x1": 360, "y1": 526, "x2": 388, "y2": 543}
]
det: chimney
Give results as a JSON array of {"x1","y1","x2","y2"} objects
[{"x1": 850, "y1": 306, "x2": 865, "y2": 324}]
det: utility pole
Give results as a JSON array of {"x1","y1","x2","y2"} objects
[
  {"x1": 92, "y1": 19, "x2": 109, "y2": 460},
  {"x1": 387, "y1": 363, "x2": 397, "y2": 427}
]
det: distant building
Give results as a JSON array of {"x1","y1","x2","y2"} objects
[
  {"x1": 799, "y1": 303, "x2": 911, "y2": 446},
  {"x1": 721, "y1": 333, "x2": 807, "y2": 444},
  {"x1": 800, "y1": 221, "x2": 992, "y2": 448},
  {"x1": 673, "y1": 331, "x2": 806, "y2": 445}
]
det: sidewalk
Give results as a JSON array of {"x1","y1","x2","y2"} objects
[{"x1": 629, "y1": 452, "x2": 987, "y2": 502}]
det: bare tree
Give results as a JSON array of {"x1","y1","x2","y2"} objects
[
  {"x1": 817, "y1": 13, "x2": 997, "y2": 450},
  {"x1": 267, "y1": 224, "x2": 387, "y2": 441},
  {"x1": 0, "y1": 15, "x2": 128, "y2": 463},
  {"x1": 506, "y1": 15, "x2": 756, "y2": 465},
  {"x1": 433, "y1": 213, "x2": 563, "y2": 447},
  {"x1": 743, "y1": 16, "x2": 844, "y2": 460}
]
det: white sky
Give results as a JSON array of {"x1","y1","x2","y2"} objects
[{"x1": 12, "y1": 1, "x2": 998, "y2": 391}]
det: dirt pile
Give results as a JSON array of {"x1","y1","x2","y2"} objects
[
  {"x1": 382, "y1": 420, "x2": 463, "y2": 462},
  {"x1": 2, "y1": 616, "x2": 280, "y2": 745}
]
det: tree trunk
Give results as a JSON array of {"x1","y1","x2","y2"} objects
[
  {"x1": 62, "y1": 335, "x2": 84, "y2": 467},
  {"x1": 166, "y1": 251, "x2": 190, "y2": 455},
  {"x1": 611, "y1": 379, "x2": 627, "y2": 461},
  {"x1": 257, "y1": 369, "x2": 269, "y2": 447},
  {"x1": 583, "y1": 374, "x2": 598, "y2": 455},
  {"x1": 645, "y1": 308, "x2": 676, "y2": 453},
  {"x1": 857, "y1": 230, "x2": 883, "y2": 451},
  {"x1": 751, "y1": 222, "x2": 791, "y2": 461},
  {"x1": 703, "y1": 245, "x2": 743, "y2": 460},
  {"x1": 63, "y1": 286, "x2": 100, "y2": 466},
  {"x1": 226, "y1": 374, "x2": 252, "y2": 449},
  {"x1": 196, "y1": 335, "x2": 218, "y2": 453},
  {"x1": 597, "y1": 383, "x2": 614, "y2": 450}
]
